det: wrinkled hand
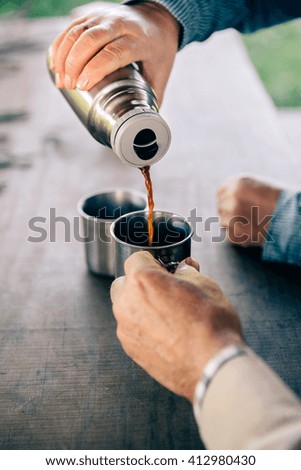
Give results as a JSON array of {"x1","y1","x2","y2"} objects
[
  {"x1": 50, "y1": 2, "x2": 180, "y2": 105},
  {"x1": 110, "y1": 252, "x2": 243, "y2": 402},
  {"x1": 217, "y1": 176, "x2": 282, "y2": 247}
]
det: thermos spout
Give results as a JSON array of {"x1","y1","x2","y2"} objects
[{"x1": 47, "y1": 50, "x2": 171, "y2": 167}]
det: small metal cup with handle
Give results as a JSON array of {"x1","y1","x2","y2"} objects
[
  {"x1": 78, "y1": 190, "x2": 147, "y2": 277},
  {"x1": 110, "y1": 210, "x2": 193, "y2": 277}
]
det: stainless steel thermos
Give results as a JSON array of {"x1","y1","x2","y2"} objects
[{"x1": 47, "y1": 53, "x2": 171, "y2": 167}]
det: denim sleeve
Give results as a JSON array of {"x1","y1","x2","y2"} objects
[
  {"x1": 123, "y1": 1, "x2": 300, "y2": 48},
  {"x1": 262, "y1": 190, "x2": 301, "y2": 267}
]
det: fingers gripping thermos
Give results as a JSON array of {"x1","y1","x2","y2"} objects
[{"x1": 47, "y1": 52, "x2": 171, "y2": 167}]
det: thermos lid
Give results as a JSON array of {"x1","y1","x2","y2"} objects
[{"x1": 111, "y1": 109, "x2": 171, "y2": 167}]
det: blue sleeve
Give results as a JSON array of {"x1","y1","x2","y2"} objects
[
  {"x1": 124, "y1": 1, "x2": 300, "y2": 48},
  {"x1": 262, "y1": 190, "x2": 301, "y2": 267}
]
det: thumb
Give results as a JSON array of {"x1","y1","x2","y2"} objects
[
  {"x1": 124, "y1": 250, "x2": 165, "y2": 276},
  {"x1": 174, "y1": 257, "x2": 202, "y2": 287},
  {"x1": 177, "y1": 257, "x2": 200, "y2": 272}
]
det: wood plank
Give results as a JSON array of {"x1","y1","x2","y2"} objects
[{"x1": 0, "y1": 17, "x2": 300, "y2": 450}]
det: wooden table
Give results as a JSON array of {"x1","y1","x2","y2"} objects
[{"x1": 0, "y1": 18, "x2": 300, "y2": 450}]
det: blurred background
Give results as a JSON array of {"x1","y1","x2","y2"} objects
[{"x1": 1, "y1": 0, "x2": 301, "y2": 109}]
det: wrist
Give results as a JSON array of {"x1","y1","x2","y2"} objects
[
  {"x1": 185, "y1": 335, "x2": 244, "y2": 403},
  {"x1": 193, "y1": 344, "x2": 248, "y2": 407},
  {"x1": 124, "y1": 1, "x2": 181, "y2": 47}
]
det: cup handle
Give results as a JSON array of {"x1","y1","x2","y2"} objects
[{"x1": 157, "y1": 256, "x2": 179, "y2": 273}]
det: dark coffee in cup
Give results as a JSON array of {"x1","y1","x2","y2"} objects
[{"x1": 110, "y1": 210, "x2": 193, "y2": 277}]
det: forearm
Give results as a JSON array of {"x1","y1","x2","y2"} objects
[
  {"x1": 124, "y1": 0, "x2": 300, "y2": 48},
  {"x1": 193, "y1": 347, "x2": 301, "y2": 449},
  {"x1": 262, "y1": 190, "x2": 301, "y2": 266}
]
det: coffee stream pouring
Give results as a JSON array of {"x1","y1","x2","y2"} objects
[{"x1": 47, "y1": 52, "x2": 171, "y2": 167}]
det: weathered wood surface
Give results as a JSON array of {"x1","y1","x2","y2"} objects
[{"x1": 0, "y1": 18, "x2": 300, "y2": 450}]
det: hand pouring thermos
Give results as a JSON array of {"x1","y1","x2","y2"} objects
[{"x1": 47, "y1": 52, "x2": 171, "y2": 167}]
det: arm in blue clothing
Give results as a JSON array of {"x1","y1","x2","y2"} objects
[
  {"x1": 124, "y1": 0, "x2": 300, "y2": 48},
  {"x1": 262, "y1": 190, "x2": 301, "y2": 267},
  {"x1": 217, "y1": 177, "x2": 301, "y2": 268}
]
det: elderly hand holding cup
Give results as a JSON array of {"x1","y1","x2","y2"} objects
[{"x1": 110, "y1": 251, "x2": 243, "y2": 401}]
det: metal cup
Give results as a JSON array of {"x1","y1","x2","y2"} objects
[
  {"x1": 77, "y1": 190, "x2": 147, "y2": 277},
  {"x1": 110, "y1": 210, "x2": 193, "y2": 277}
]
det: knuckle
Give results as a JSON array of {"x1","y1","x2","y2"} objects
[
  {"x1": 116, "y1": 325, "x2": 124, "y2": 343},
  {"x1": 65, "y1": 54, "x2": 77, "y2": 72},
  {"x1": 85, "y1": 17, "x2": 98, "y2": 27},
  {"x1": 116, "y1": 330, "x2": 134, "y2": 356},
  {"x1": 222, "y1": 198, "x2": 240, "y2": 218},
  {"x1": 238, "y1": 175, "x2": 252, "y2": 185},
  {"x1": 65, "y1": 25, "x2": 85, "y2": 45},
  {"x1": 129, "y1": 270, "x2": 148, "y2": 288},
  {"x1": 235, "y1": 176, "x2": 252, "y2": 193},
  {"x1": 103, "y1": 43, "x2": 124, "y2": 62},
  {"x1": 81, "y1": 28, "x2": 98, "y2": 45},
  {"x1": 69, "y1": 24, "x2": 83, "y2": 37},
  {"x1": 130, "y1": 269, "x2": 157, "y2": 289},
  {"x1": 110, "y1": 16, "x2": 125, "y2": 32},
  {"x1": 62, "y1": 33, "x2": 80, "y2": 51},
  {"x1": 63, "y1": 36, "x2": 76, "y2": 48}
]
